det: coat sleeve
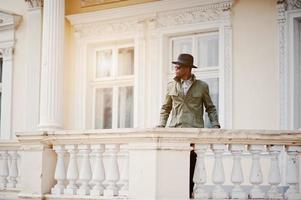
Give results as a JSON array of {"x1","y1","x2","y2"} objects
[
  {"x1": 158, "y1": 83, "x2": 172, "y2": 127},
  {"x1": 203, "y1": 83, "x2": 220, "y2": 128}
]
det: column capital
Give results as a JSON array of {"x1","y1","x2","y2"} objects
[
  {"x1": 25, "y1": 0, "x2": 43, "y2": 9},
  {"x1": 1, "y1": 47, "x2": 13, "y2": 61}
]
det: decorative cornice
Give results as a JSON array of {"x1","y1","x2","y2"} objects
[
  {"x1": 156, "y1": 1, "x2": 233, "y2": 28},
  {"x1": 287, "y1": 0, "x2": 301, "y2": 10},
  {"x1": 25, "y1": 0, "x2": 43, "y2": 9},
  {"x1": 73, "y1": 0, "x2": 233, "y2": 38},
  {"x1": 0, "y1": 10, "x2": 22, "y2": 31},
  {"x1": 74, "y1": 18, "x2": 144, "y2": 38}
]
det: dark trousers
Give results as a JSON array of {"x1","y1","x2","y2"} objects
[{"x1": 189, "y1": 145, "x2": 196, "y2": 198}]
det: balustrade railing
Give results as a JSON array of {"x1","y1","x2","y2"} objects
[
  {"x1": 0, "y1": 140, "x2": 21, "y2": 199},
  {"x1": 192, "y1": 143, "x2": 301, "y2": 199},
  {"x1": 10, "y1": 128, "x2": 301, "y2": 200},
  {"x1": 50, "y1": 143, "x2": 128, "y2": 198}
]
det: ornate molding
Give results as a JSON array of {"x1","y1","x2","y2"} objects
[
  {"x1": 25, "y1": 0, "x2": 43, "y2": 9},
  {"x1": 74, "y1": 18, "x2": 144, "y2": 38},
  {"x1": 156, "y1": 0, "x2": 233, "y2": 28},
  {"x1": 74, "y1": 1, "x2": 234, "y2": 38},
  {"x1": 277, "y1": 0, "x2": 301, "y2": 129},
  {"x1": 0, "y1": 11, "x2": 22, "y2": 31},
  {"x1": 287, "y1": 0, "x2": 301, "y2": 10},
  {"x1": 81, "y1": 0, "x2": 127, "y2": 7},
  {"x1": 1, "y1": 47, "x2": 14, "y2": 61}
]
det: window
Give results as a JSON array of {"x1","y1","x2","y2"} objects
[
  {"x1": 91, "y1": 44, "x2": 135, "y2": 129},
  {"x1": 168, "y1": 32, "x2": 220, "y2": 128}
]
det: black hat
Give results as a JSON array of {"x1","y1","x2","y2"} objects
[{"x1": 172, "y1": 53, "x2": 197, "y2": 68}]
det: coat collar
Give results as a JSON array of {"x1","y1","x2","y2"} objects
[{"x1": 174, "y1": 74, "x2": 196, "y2": 83}]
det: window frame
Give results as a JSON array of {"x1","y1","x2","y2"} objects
[
  {"x1": 160, "y1": 23, "x2": 232, "y2": 128},
  {"x1": 89, "y1": 42, "x2": 135, "y2": 129}
]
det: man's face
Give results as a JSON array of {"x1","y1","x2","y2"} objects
[{"x1": 175, "y1": 64, "x2": 190, "y2": 78}]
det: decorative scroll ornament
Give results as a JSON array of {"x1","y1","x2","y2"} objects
[
  {"x1": 156, "y1": 0, "x2": 233, "y2": 28},
  {"x1": 74, "y1": 19, "x2": 143, "y2": 38},
  {"x1": 287, "y1": 0, "x2": 301, "y2": 10},
  {"x1": 25, "y1": 0, "x2": 43, "y2": 9}
]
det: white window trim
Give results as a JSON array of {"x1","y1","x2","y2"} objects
[
  {"x1": 88, "y1": 41, "x2": 136, "y2": 129},
  {"x1": 159, "y1": 21, "x2": 233, "y2": 128},
  {"x1": 0, "y1": 10, "x2": 21, "y2": 139},
  {"x1": 278, "y1": 3, "x2": 301, "y2": 130}
]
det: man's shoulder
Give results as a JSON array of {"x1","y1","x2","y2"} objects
[
  {"x1": 194, "y1": 79, "x2": 209, "y2": 88},
  {"x1": 167, "y1": 80, "x2": 177, "y2": 87}
]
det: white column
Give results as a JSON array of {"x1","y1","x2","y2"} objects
[
  {"x1": 0, "y1": 47, "x2": 14, "y2": 139},
  {"x1": 77, "y1": 145, "x2": 92, "y2": 195},
  {"x1": 104, "y1": 144, "x2": 120, "y2": 196},
  {"x1": 285, "y1": 146, "x2": 301, "y2": 200},
  {"x1": 51, "y1": 145, "x2": 66, "y2": 194},
  {"x1": 7, "y1": 150, "x2": 18, "y2": 188},
  {"x1": 64, "y1": 145, "x2": 78, "y2": 195},
  {"x1": 0, "y1": 151, "x2": 9, "y2": 189},
  {"x1": 25, "y1": 0, "x2": 43, "y2": 131},
  {"x1": 39, "y1": 0, "x2": 64, "y2": 130},
  {"x1": 90, "y1": 144, "x2": 105, "y2": 196},
  {"x1": 193, "y1": 144, "x2": 209, "y2": 199},
  {"x1": 230, "y1": 144, "x2": 246, "y2": 199},
  {"x1": 118, "y1": 144, "x2": 129, "y2": 196},
  {"x1": 267, "y1": 145, "x2": 283, "y2": 199},
  {"x1": 211, "y1": 144, "x2": 228, "y2": 199},
  {"x1": 249, "y1": 144, "x2": 265, "y2": 198}
]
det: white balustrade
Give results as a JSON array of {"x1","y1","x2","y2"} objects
[
  {"x1": 249, "y1": 144, "x2": 265, "y2": 198},
  {"x1": 0, "y1": 151, "x2": 9, "y2": 189},
  {"x1": 230, "y1": 144, "x2": 246, "y2": 199},
  {"x1": 7, "y1": 151, "x2": 19, "y2": 188},
  {"x1": 77, "y1": 145, "x2": 92, "y2": 195},
  {"x1": 90, "y1": 144, "x2": 105, "y2": 196},
  {"x1": 211, "y1": 144, "x2": 228, "y2": 199},
  {"x1": 285, "y1": 146, "x2": 301, "y2": 200},
  {"x1": 64, "y1": 145, "x2": 78, "y2": 195},
  {"x1": 118, "y1": 144, "x2": 129, "y2": 196},
  {"x1": 104, "y1": 144, "x2": 120, "y2": 196},
  {"x1": 267, "y1": 145, "x2": 282, "y2": 199},
  {"x1": 193, "y1": 144, "x2": 209, "y2": 199},
  {"x1": 51, "y1": 145, "x2": 66, "y2": 194}
]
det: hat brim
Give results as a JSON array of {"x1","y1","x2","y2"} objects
[{"x1": 172, "y1": 61, "x2": 197, "y2": 68}]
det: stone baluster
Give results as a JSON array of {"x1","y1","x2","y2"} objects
[
  {"x1": 51, "y1": 145, "x2": 66, "y2": 194},
  {"x1": 77, "y1": 145, "x2": 92, "y2": 195},
  {"x1": 104, "y1": 144, "x2": 120, "y2": 196},
  {"x1": 118, "y1": 144, "x2": 129, "y2": 196},
  {"x1": 64, "y1": 145, "x2": 78, "y2": 195},
  {"x1": 90, "y1": 144, "x2": 105, "y2": 196},
  {"x1": 0, "y1": 151, "x2": 9, "y2": 189},
  {"x1": 7, "y1": 151, "x2": 18, "y2": 188},
  {"x1": 193, "y1": 144, "x2": 209, "y2": 199},
  {"x1": 249, "y1": 144, "x2": 265, "y2": 198},
  {"x1": 230, "y1": 144, "x2": 247, "y2": 199},
  {"x1": 285, "y1": 146, "x2": 301, "y2": 200},
  {"x1": 211, "y1": 144, "x2": 228, "y2": 199},
  {"x1": 267, "y1": 145, "x2": 283, "y2": 199}
]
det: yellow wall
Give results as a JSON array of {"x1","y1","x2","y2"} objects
[
  {"x1": 65, "y1": 0, "x2": 158, "y2": 15},
  {"x1": 232, "y1": 0, "x2": 279, "y2": 129}
]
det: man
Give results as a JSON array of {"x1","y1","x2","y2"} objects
[
  {"x1": 158, "y1": 53, "x2": 220, "y2": 128},
  {"x1": 157, "y1": 53, "x2": 220, "y2": 198}
]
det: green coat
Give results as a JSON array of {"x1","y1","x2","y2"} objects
[{"x1": 159, "y1": 74, "x2": 220, "y2": 128}]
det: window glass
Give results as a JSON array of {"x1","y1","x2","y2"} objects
[
  {"x1": 96, "y1": 49, "x2": 112, "y2": 78},
  {"x1": 95, "y1": 88, "x2": 113, "y2": 129},
  {"x1": 118, "y1": 47, "x2": 134, "y2": 76},
  {"x1": 118, "y1": 86, "x2": 133, "y2": 128}
]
